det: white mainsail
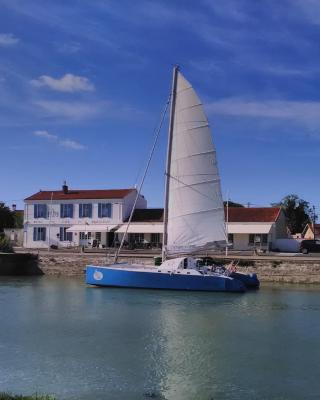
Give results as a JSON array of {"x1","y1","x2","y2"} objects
[{"x1": 165, "y1": 71, "x2": 226, "y2": 255}]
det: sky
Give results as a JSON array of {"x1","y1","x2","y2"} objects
[{"x1": 1, "y1": 0, "x2": 320, "y2": 213}]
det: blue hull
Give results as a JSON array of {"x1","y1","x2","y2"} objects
[{"x1": 86, "y1": 266, "x2": 246, "y2": 293}]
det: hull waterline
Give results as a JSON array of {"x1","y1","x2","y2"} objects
[
  {"x1": 230, "y1": 272, "x2": 260, "y2": 289},
  {"x1": 86, "y1": 265, "x2": 246, "y2": 293}
]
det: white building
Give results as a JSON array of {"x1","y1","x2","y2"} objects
[
  {"x1": 23, "y1": 183, "x2": 288, "y2": 252},
  {"x1": 226, "y1": 207, "x2": 288, "y2": 251},
  {"x1": 23, "y1": 183, "x2": 146, "y2": 249}
]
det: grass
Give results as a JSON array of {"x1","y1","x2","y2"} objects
[{"x1": 0, "y1": 394, "x2": 56, "y2": 400}]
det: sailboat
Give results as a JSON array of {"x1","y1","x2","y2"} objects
[{"x1": 86, "y1": 67, "x2": 246, "y2": 292}]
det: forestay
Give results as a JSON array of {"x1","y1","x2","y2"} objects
[{"x1": 166, "y1": 72, "x2": 226, "y2": 254}]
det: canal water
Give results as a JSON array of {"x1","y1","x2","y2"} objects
[{"x1": 0, "y1": 277, "x2": 319, "y2": 400}]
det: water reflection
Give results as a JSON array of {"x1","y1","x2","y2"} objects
[{"x1": 0, "y1": 278, "x2": 320, "y2": 399}]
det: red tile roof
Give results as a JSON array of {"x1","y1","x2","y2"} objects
[
  {"x1": 226, "y1": 207, "x2": 281, "y2": 223},
  {"x1": 25, "y1": 188, "x2": 136, "y2": 201},
  {"x1": 126, "y1": 207, "x2": 281, "y2": 223}
]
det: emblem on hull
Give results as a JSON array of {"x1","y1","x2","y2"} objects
[{"x1": 93, "y1": 270, "x2": 103, "y2": 281}]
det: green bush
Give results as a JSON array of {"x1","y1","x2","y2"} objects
[{"x1": 0, "y1": 235, "x2": 14, "y2": 253}]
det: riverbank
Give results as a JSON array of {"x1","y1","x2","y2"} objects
[
  {"x1": 13, "y1": 250, "x2": 320, "y2": 284},
  {"x1": 0, "y1": 253, "x2": 43, "y2": 275},
  {"x1": 0, "y1": 394, "x2": 54, "y2": 400}
]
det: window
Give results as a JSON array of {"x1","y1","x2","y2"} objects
[
  {"x1": 98, "y1": 203, "x2": 112, "y2": 218},
  {"x1": 228, "y1": 233, "x2": 234, "y2": 244},
  {"x1": 151, "y1": 233, "x2": 160, "y2": 244},
  {"x1": 129, "y1": 233, "x2": 144, "y2": 243},
  {"x1": 34, "y1": 204, "x2": 47, "y2": 219},
  {"x1": 249, "y1": 234, "x2": 268, "y2": 246},
  {"x1": 95, "y1": 232, "x2": 101, "y2": 241},
  {"x1": 59, "y1": 227, "x2": 73, "y2": 242},
  {"x1": 60, "y1": 204, "x2": 74, "y2": 218},
  {"x1": 33, "y1": 227, "x2": 46, "y2": 241},
  {"x1": 80, "y1": 232, "x2": 91, "y2": 240},
  {"x1": 79, "y1": 204, "x2": 92, "y2": 218}
]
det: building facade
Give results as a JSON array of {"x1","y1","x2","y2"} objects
[
  {"x1": 23, "y1": 184, "x2": 147, "y2": 249},
  {"x1": 226, "y1": 207, "x2": 288, "y2": 251},
  {"x1": 302, "y1": 223, "x2": 320, "y2": 240},
  {"x1": 23, "y1": 185, "x2": 288, "y2": 252}
]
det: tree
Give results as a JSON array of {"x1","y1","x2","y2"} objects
[
  {"x1": 0, "y1": 203, "x2": 15, "y2": 232},
  {"x1": 13, "y1": 211, "x2": 24, "y2": 228},
  {"x1": 223, "y1": 200, "x2": 244, "y2": 207},
  {"x1": 279, "y1": 194, "x2": 315, "y2": 234}
]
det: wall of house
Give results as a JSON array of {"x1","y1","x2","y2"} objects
[
  {"x1": 122, "y1": 191, "x2": 147, "y2": 221},
  {"x1": 3, "y1": 228, "x2": 24, "y2": 246},
  {"x1": 231, "y1": 233, "x2": 271, "y2": 251},
  {"x1": 24, "y1": 195, "x2": 136, "y2": 248},
  {"x1": 275, "y1": 211, "x2": 288, "y2": 238}
]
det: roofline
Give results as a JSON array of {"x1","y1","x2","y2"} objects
[{"x1": 24, "y1": 188, "x2": 137, "y2": 201}]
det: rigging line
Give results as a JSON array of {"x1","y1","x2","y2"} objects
[
  {"x1": 166, "y1": 173, "x2": 222, "y2": 204},
  {"x1": 114, "y1": 94, "x2": 171, "y2": 263}
]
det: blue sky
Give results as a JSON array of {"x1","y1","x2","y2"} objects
[{"x1": 1, "y1": 0, "x2": 320, "y2": 213}]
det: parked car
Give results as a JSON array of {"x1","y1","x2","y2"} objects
[{"x1": 299, "y1": 240, "x2": 320, "y2": 254}]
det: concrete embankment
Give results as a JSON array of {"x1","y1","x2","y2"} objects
[{"x1": 28, "y1": 251, "x2": 320, "y2": 284}]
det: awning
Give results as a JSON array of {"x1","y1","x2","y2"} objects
[
  {"x1": 227, "y1": 223, "x2": 273, "y2": 234},
  {"x1": 116, "y1": 223, "x2": 163, "y2": 234},
  {"x1": 66, "y1": 224, "x2": 118, "y2": 233}
]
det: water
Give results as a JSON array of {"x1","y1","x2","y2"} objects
[{"x1": 0, "y1": 277, "x2": 319, "y2": 400}]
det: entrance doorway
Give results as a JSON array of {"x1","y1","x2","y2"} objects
[{"x1": 107, "y1": 231, "x2": 115, "y2": 247}]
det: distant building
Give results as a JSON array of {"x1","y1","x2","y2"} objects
[
  {"x1": 23, "y1": 183, "x2": 146, "y2": 249},
  {"x1": 302, "y1": 223, "x2": 320, "y2": 240},
  {"x1": 3, "y1": 204, "x2": 24, "y2": 246},
  {"x1": 23, "y1": 185, "x2": 288, "y2": 252},
  {"x1": 117, "y1": 208, "x2": 164, "y2": 248},
  {"x1": 226, "y1": 207, "x2": 288, "y2": 251},
  {"x1": 108, "y1": 207, "x2": 288, "y2": 251}
]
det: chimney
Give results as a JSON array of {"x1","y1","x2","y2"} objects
[
  {"x1": 12, "y1": 204, "x2": 16, "y2": 211},
  {"x1": 62, "y1": 180, "x2": 68, "y2": 194}
]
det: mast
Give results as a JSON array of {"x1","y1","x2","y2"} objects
[{"x1": 162, "y1": 65, "x2": 179, "y2": 261}]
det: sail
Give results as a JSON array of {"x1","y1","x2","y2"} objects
[{"x1": 166, "y1": 71, "x2": 226, "y2": 255}]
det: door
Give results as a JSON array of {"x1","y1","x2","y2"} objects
[{"x1": 107, "y1": 231, "x2": 115, "y2": 247}]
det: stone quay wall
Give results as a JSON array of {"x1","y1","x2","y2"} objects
[{"x1": 35, "y1": 252, "x2": 320, "y2": 284}]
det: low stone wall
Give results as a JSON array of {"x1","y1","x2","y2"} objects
[
  {"x1": 237, "y1": 260, "x2": 320, "y2": 284},
  {"x1": 0, "y1": 253, "x2": 43, "y2": 275},
  {"x1": 34, "y1": 253, "x2": 320, "y2": 284},
  {"x1": 38, "y1": 254, "x2": 152, "y2": 276}
]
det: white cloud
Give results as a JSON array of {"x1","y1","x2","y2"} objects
[
  {"x1": 31, "y1": 73, "x2": 95, "y2": 92},
  {"x1": 33, "y1": 130, "x2": 57, "y2": 140},
  {"x1": 59, "y1": 139, "x2": 86, "y2": 150},
  {"x1": 207, "y1": 98, "x2": 320, "y2": 124},
  {"x1": 33, "y1": 130, "x2": 86, "y2": 150},
  {"x1": 57, "y1": 42, "x2": 81, "y2": 54},
  {"x1": 0, "y1": 33, "x2": 19, "y2": 46},
  {"x1": 34, "y1": 100, "x2": 102, "y2": 120}
]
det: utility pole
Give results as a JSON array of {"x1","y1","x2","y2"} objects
[
  {"x1": 225, "y1": 193, "x2": 229, "y2": 256},
  {"x1": 313, "y1": 205, "x2": 316, "y2": 241}
]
